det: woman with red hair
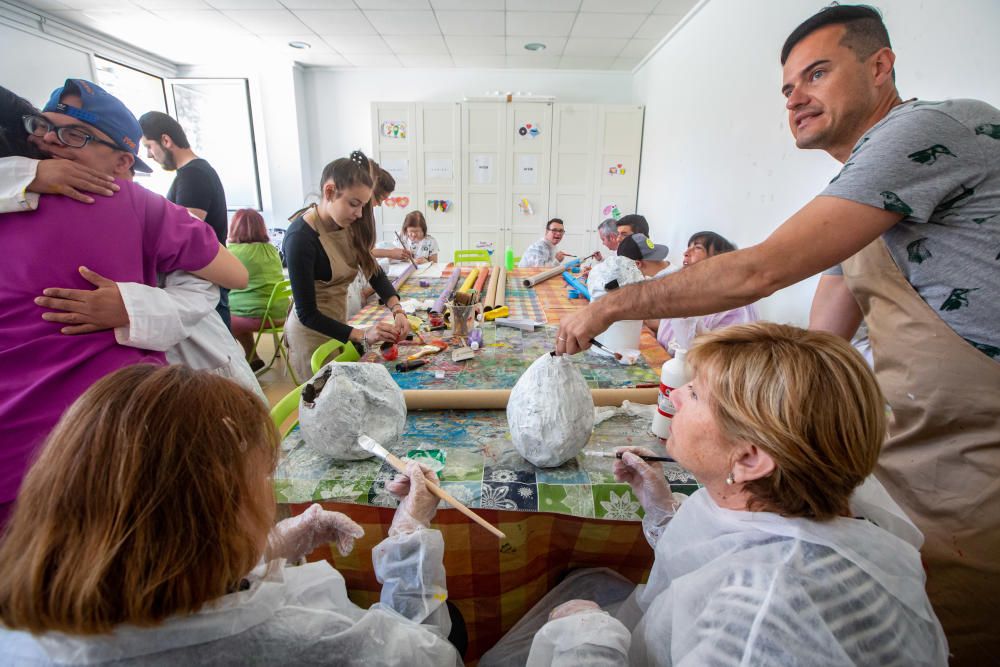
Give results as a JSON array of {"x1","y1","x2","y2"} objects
[{"x1": 228, "y1": 208, "x2": 285, "y2": 370}]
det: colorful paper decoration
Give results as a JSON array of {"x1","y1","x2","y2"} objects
[
  {"x1": 517, "y1": 123, "x2": 540, "y2": 138},
  {"x1": 426, "y1": 199, "x2": 452, "y2": 212},
  {"x1": 383, "y1": 196, "x2": 411, "y2": 208},
  {"x1": 607, "y1": 163, "x2": 626, "y2": 175},
  {"x1": 381, "y1": 120, "x2": 407, "y2": 139},
  {"x1": 519, "y1": 198, "x2": 534, "y2": 215},
  {"x1": 602, "y1": 203, "x2": 622, "y2": 220}
]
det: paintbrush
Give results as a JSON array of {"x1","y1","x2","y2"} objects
[
  {"x1": 550, "y1": 338, "x2": 622, "y2": 360},
  {"x1": 394, "y1": 231, "x2": 419, "y2": 270},
  {"x1": 589, "y1": 338, "x2": 623, "y2": 360},
  {"x1": 357, "y1": 435, "x2": 506, "y2": 539},
  {"x1": 584, "y1": 450, "x2": 676, "y2": 463}
]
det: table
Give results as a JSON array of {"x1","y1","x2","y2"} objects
[{"x1": 277, "y1": 266, "x2": 686, "y2": 661}]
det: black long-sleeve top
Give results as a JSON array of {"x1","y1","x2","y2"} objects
[{"x1": 282, "y1": 215, "x2": 397, "y2": 342}]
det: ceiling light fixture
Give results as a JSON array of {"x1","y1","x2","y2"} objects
[
  {"x1": 288, "y1": 41, "x2": 311, "y2": 49},
  {"x1": 523, "y1": 42, "x2": 546, "y2": 52}
]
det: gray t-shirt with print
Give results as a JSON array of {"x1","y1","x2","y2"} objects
[{"x1": 823, "y1": 98, "x2": 1000, "y2": 360}]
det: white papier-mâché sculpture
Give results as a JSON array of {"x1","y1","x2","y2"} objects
[
  {"x1": 299, "y1": 362, "x2": 406, "y2": 460},
  {"x1": 507, "y1": 353, "x2": 595, "y2": 467}
]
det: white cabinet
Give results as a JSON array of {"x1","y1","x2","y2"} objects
[{"x1": 372, "y1": 101, "x2": 642, "y2": 262}]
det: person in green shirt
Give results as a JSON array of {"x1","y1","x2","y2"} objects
[{"x1": 227, "y1": 209, "x2": 286, "y2": 371}]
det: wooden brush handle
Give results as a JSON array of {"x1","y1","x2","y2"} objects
[{"x1": 383, "y1": 452, "x2": 506, "y2": 540}]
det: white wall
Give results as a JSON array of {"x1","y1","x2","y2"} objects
[
  {"x1": 0, "y1": 22, "x2": 92, "y2": 107},
  {"x1": 302, "y1": 68, "x2": 633, "y2": 194},
  {"x1": 632, "y1": 0, "x2": 1000, "y2": 325}
]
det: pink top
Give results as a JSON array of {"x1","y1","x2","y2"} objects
[
  {"x1": 656, "y1": 304, "x2": 760, "y2": 353},
  {"x1": 0, "y1": 180, "x2": 219, "y2": 503}
]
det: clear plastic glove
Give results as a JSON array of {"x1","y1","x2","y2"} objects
[
  {"x1": 549, "y1": 599, "x2": 602, "y2": 621},
  {"x1": 269, "y1": 503, "x2": 365, "y2": 561},
  {"x1": 386, "y1": 461, "x2": 439, "y2": 537},
  {"x1": 614, "y1": 446, "x2": 680, "y2": 547}
]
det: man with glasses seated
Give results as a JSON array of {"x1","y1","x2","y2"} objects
[{"x1": 518, "y1": 217, "x2": 570, "y2": 268}]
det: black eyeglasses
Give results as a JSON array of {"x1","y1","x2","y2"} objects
[{"x1": 22, "y1": 114, "x2": 123, "y2": 151}]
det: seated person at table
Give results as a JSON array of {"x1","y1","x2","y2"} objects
[
  {"x1": 0, "y1": 83, "x2": 245, "y2": 528},
  {"x1": 615, "y1": 213, "x2": 649, "y2": 242},
  {"x1": 0, "y1": 365, "x2": 463, "y2": 666},
  {"x1": 481, "y1": 323, "x2": 948, "y2": 666},
  {"x1": 656, "y1": 232, "x2": 759, "y2": 354},
  {"x1": 395, "y1": 210, "x2": 439, "y2": 264},
  {"x1": 283, "y1": 151, "x2": 409, "y2": 381},
  {"x1": 519, "y1": 218, "x2": 570, "y2": 268},
  {"x1": 227, "y1": 208, "x2": 287, "y2": 370},
  {"x1": 617, "y1": 233, "x2": 674, "y2": 278}
]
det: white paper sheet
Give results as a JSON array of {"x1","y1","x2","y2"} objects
[
  {"x1": 415, "y1": 262, "x2": 446, "y2": 278},
  {"x1": 473, "y1": 154, "x2": 493, "y2": 184},
  {"x1": 518, "y1": 154, "x2": 538, "y2": 185},
  {"x1": 426, "y1": 158, "x2": 453, "y2": 181},
  {"x1": 381, "y1": 158, "x2": 408, "y2": 184}
]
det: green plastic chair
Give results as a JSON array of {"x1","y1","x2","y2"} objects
[
  {"x1": 252, "y1": 279, "x2": 298, "y2": 385},
  {"x1": 270, "y1": 383, "x2": 303, "y2": 440},
  {"x1": 453, "y1": 249, "x2": 491, "y2": 264},
  {"x1": 310, "y1": 338, "x2": 361, "y2": 374}
]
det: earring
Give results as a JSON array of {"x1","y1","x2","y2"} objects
[{"x1": 725, "y1": 472, "x2": 735, "y2": 485}]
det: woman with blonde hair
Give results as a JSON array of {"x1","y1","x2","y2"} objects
[
  {"x1": 482, "y1": 323, "x2": 947, "y2": 666},
  {"x1": 0, "y1": 365, "x2": 461, "y2": 665}
]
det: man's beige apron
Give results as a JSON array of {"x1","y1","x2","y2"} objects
[
  {"x1": 843, "y1": 238, "x2": 1000, "y2": 665},
  {"x1": 284, "y1": 211, "x2": 359, "y2": 382}
]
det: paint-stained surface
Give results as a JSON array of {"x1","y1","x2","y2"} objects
[{"x1": 275, "y1": 409, "x2": 700, "y2": 519}]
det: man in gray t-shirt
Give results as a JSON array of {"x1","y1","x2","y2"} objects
[{"x1": 820, "y1": 99, "x2": 1000, "y2": 358}]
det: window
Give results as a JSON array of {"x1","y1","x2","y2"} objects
[{"x1": 169, "y1": 78, "x2": 262, "y2": 211}]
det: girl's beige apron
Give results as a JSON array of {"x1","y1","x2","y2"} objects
[
  {"x1": 284, "y1": 213, "x2": 359, "y2": 382},
  {"x1": 843, "y1": 238, "x2": 1000, "y2": 665}
]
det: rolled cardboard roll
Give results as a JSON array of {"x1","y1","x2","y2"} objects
[
  {"x1": 484, "y1": 267, "x2": 501, "y2": 310},
  {"x1": 472, "y1": 266, "x2": 490, "y2": 295},
  {"x1": 522, "y1": 264, "x2": 565, "y2": 288},
  {"x1": 459, "y1": 269, "x2": 479, "y2": 293},
  {"x1": 403, "y1": 387, "x2": 657, "y2": 411},
  {"x1": 431, "y1": 268, "x2": 463, "y2": 314},
  {"x1": 494, "y1": 267, "x2": 507, "y2": 310}
]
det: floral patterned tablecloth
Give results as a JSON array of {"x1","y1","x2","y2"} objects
[{"x1": 275, "y1": 407, "x2": 699, "y2": 520}]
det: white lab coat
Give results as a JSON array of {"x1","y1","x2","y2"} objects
[
  {"x1": 0, "y1": 529, "x2": 461, "y2": 666},
  {"x1": 115, "y1": 273, "x2": 264, "y2": 400},
  {"x1": 495, "y1": 478, "x2": 948, "y2": 666}
]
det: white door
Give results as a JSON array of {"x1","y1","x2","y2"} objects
[
  {"x1": 549, "y1": 104, "x2": 597, "y2": 258},
  {"x1": 507, "y1": 102, "x2": 553, "y2": 256},
  {"x1": 462, "y1": 103, "x2": 507, "y2": 259},
  {"x1": 595, "y1": 105, "x2": 644, "y2": 234},
  {"x1": 417, "y1": 103, "x2": 460, "y2": 262},
  {"x1": 372, "y1": 103, "x2": 417, "y2": 246}
]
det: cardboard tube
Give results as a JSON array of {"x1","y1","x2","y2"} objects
[
  {"x1": 483, "y1": 267, "x2": 501, "y2": 310},
  {"x1": 494, "y1": 267, "x2": 507, "y2": 310},
  {"x1": 431, "y1": 268, "x2": 462, "y2": 314},
  {"x1": 472, "y1": 266, "x2": 490, "y2": 295},
  {"x1": 403, "y1": 387, "x2": 657, "y2": 411},
  {"x1": 459, "y1": 269, "x2": 479, "y2": 293},
  {"x1": 392, "y1": 263, "x2": 416, "y2": 291},
  {"x1": 521, "y1": 258, "x2": 580, "y2": 288},
  {"x1": 522, "y1": 264, "x2": 564, "y2": 288}
]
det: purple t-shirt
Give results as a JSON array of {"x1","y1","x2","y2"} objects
[{"x1": 0, "y1": 180, "x2": 219, "y2": 503}]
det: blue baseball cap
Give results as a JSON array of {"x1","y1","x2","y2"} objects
[{"x1": 42, "y1": 79, "x2": 152, "y2": 173}]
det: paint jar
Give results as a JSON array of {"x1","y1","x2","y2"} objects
[{"x1": 447, "y1": 300, "x2": 477, "y2": 338}]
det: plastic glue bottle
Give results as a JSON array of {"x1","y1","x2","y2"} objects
[{"x1": 651, "y1": 347, "x2": 690, "y2": 439}]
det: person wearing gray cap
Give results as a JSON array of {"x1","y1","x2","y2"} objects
[{"x1": 616, "y1": 233, "x2": 674, "y2": 278}]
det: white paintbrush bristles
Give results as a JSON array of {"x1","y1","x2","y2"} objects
[{"x1": 357, "y1": 435, "x2": 390, "y2": 461}]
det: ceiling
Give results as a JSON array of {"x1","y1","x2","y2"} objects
[{"x1": 15, "y1": 0, "x2": 698, "y2": 70}]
